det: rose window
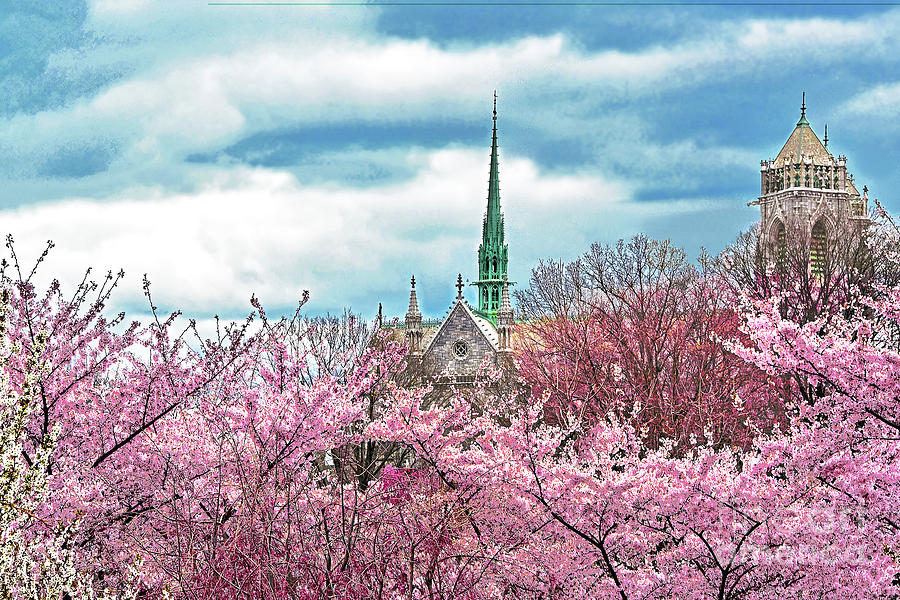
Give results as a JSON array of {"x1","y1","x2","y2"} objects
[{"x1": 453, "y1": 340, "x2": 469, "y2": 358}]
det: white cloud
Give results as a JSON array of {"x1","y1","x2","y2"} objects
[
  {"x1": 5, "y1": 4, "x2": 898, "y2": 320},
  {"x1": 7, "y1": 7, "x2": 900, "y2": 182},
  {"x1": 0, "y1": 147, "x2": 648, "y2": 317},
  {"x1": 840, "y1": 82, "x2": 900, "y2": 120}
]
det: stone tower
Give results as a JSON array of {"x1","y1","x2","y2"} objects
[
  {"x1": 752, "y1": 94, "x2": 869, "y2": 267},
  {"x1": 474, "y1": 92, "x2": 509, "y2": 322}
]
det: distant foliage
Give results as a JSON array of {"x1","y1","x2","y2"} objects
[{"x1": 515, "y1": 236, "x2": 785, "y2": 453}]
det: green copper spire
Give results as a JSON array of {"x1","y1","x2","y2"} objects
[
  {"x1": 485, "y1": 92, "x2": 502, "y2": 243},
  {"x1": 474, "y1": 91, "x2": 510, "y2": 322}
]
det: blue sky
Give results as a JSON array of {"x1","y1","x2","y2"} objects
[{"x1": 2, "y1": 1, "x2": 900, "y2": 327}]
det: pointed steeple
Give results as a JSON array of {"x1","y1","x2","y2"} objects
[
  {"x1": 475, "y1": 92, "x2": 510, "y2": 321},
  {"x1": 405, "y1": 275, "x2": 423, "y2": 355},
  {"x1": 772, "y1": 93, "x2": 829, "y2": 170},
  {"x1": 406, "y1": 275, "x2": 421, "y2": 317},
  {"x1": 484, "y1": 91, "x2": 503, "y2": 248}
]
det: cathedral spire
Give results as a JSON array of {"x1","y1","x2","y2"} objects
[
  {"x1": 475, "y1": 92, "x2": 510, "y2": 321},
  {"x1": 485, "y1": 91, "x2": 502, "y2": 246}
]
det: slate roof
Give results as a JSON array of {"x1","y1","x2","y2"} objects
[
  {"x1": 421, "y1": 298, "x2": 499, "y2": 356},
  {"x1": 774, "y1": 122, "x2": 831, "y2": 167}
]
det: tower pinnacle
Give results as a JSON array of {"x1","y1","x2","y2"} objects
[
  {"x1": 407, "y1": 275, "x2": 420, "y2": 316},
  {"x1": 497, "y1": 274, "x2": 514, "y2": 351},
  {"x1": 405, "y1": 274, "x2": 423, "y2": 355}
]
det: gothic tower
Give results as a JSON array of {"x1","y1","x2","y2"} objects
[
  {"x1": 474, "y1": 92, "x2": 509, "y2": 322},
  {"x1": 753, "y1": 94, "x2": 869, "y2": 269}
]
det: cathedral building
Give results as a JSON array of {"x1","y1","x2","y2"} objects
[
  {"x1": 751, "y1": 93, "x2": 870, "y2": 268},
  {"x1": 391, "y1": 93, "x2": 869, "y2": 390},
  {"x1": 394, "y1": 94, "x2": 515, "y2": 389}
]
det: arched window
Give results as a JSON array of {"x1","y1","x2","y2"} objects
[
  {"x1": 775, "y1": 221, "x2": 786, "y2": 269},
  {"x1": 492, "y1": 257, "x2": 497, "y2": 275},
  {"x1": 491, "y1": 287, "x2": 499, "y2": 305},
  {"x1": 810, "y1": 220, "x2": 827, "y2": 275}
]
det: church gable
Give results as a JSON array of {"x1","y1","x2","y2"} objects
[{"x1": 423, "y1": 302, "x2": 498, "y2": 376}]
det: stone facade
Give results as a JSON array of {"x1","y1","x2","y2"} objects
[{"x1": 421, "y1": 301, "x2": 499, "y2": 377}]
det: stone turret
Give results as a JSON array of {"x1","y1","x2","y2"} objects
[
  {"x1": 405, "y1": 275, "x2": 423, "y2": 355},
  {"x1": 496, "y1": 275, "x2": 513, "y2": 353}
]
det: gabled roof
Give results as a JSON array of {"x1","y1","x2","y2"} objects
[{"x1": 422, "y1": 299, "x2": 499, "y2": 357}]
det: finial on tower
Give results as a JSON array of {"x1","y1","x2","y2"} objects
[
  {"x1": 823, "y1": 123, "x2": 828, "y2": 149},
  {"x1": 493, "y1": 90, "x2": 497, "y2": 123},
  {"x1": 456, "y1": 274, "x2": 464, "y2": 300},
  {"x1": 796, "y1": 91, "x2": 809, "y2": 127},
  {"x1": 406, "y1": 275, "x2": 421, "y2": 318}
]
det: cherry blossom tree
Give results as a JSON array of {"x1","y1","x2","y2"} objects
[
  {"x1": 4, "y1": 224, "x2": 897, "y2": 599},
  {"x1": 0, "y1": 285, "x2": 140, "y2": 599}
]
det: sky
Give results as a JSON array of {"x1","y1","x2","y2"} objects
[{"x1": 2, "y1": 1, "x2": 900, "y2": 327}]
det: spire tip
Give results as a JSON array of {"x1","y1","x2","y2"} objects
[{"x1": 796, "y1": 91, "x2": 809, "y2": 126}]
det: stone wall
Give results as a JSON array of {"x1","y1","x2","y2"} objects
[{"x1": 423, "y1": 304, "x2": 496, "y2": 376}]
